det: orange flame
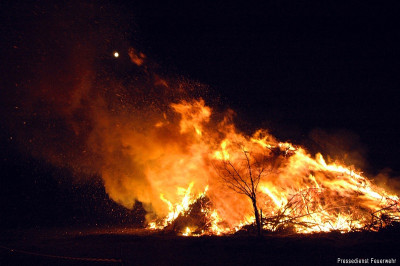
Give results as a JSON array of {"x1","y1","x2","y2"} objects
[{"x1": 141, "y1": 99, "x2": 400, "y2": 235}]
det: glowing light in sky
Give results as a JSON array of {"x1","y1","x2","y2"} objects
[{"x1": 113, "y1": 51, "x2": 119, "y2": 58}]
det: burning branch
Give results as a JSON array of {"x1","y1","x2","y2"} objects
[
  {"x1": 364, "y1": 200, "x2": 400, "y2": 231},
  {"x1": 214, "y1": 142, "x2": 275, "y2": 236},
  {"x1": 261, "y1": 186, "x2": 400, "y2": 234}
]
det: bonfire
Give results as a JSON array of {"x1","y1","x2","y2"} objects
[{"x1": 144, "y1": 99, "x2": 400, "y2": 236}]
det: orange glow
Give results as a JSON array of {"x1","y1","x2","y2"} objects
[
  {"x1": 128, "y1": 47, "x2": 145, "y2": 66},
  {"x1": 140, "y1": 99, "x2": 400, "y2": 235}
]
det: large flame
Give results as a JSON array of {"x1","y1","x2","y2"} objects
[{"x1": 142, "y1": 98, "x2": 399, "y2": 235}]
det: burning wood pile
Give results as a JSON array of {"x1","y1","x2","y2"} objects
[
  {"x1": 148, "y1": 182, "x2": 399, "y2": 236},
  {"x1": 144, "y1": 105, "x2": 400, "y2": 236}
]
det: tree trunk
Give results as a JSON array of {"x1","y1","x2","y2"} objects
[{"x1": 252, "y1": 198, "x2": 262, "y2": 237}]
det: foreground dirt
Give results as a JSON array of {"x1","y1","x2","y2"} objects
[{"x1": 0, "y1": 227, "x2": 399, "y2": 265}]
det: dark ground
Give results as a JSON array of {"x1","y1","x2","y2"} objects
[{"x1": 1, "y1": 226, "x2": 399, "y2": 266}]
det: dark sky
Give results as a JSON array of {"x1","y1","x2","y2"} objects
[
  {"x1": 127, "y1": 1, "x2": 400, "y2": 174},
  {"x1": 1, "y1": 1, "x2": 400, "y2": 173}
]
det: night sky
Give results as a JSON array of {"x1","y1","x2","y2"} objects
[
  {"x1": 130, "y1": 1, "x2": 400, "y2": 174},
  {"x1": 1, "y1": 1, "x2": 400, "y2": 227},
  {"x1": 136, "y1": 1, "x2": 400, "y2": 175}
]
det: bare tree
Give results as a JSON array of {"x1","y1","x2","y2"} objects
[{"x1": 214, "y1": 143, "x2": 272, "y2": 236}]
